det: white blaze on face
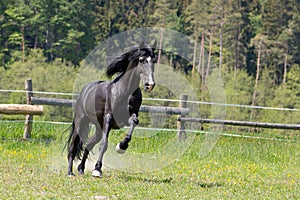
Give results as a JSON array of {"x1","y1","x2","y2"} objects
[
  {"x1": 147, "y1": 56, "x2": 155, "y2": 85},
  {"x1": 146, "y1": 56, "x2": 151, "y2": 62}
]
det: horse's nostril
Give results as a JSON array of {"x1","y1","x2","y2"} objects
[{"x1": 144, "y1": 82, "x2": 155, "y2": 91}]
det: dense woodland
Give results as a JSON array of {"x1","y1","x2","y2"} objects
[{"x1": 0, "y1": 0, "x2": 300, "y2": 124}]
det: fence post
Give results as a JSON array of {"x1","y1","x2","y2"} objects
[
  {"x1": 23, "y1": 79, "x2": 33, "y2": 139},
  {"x1": 177, "y1": 94, "x2": 188, "y2": 139}
]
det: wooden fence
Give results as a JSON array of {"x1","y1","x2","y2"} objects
[
  {"x1": 0, "y1": 104, "x2": 44, "y2": 139},
  {"x1": 0, "y1": 104, "x2": 43, "y2": 115},
  {"x1": 0, "y1": 79, "x2": 44, "y2": 139},
  {"x1": 1, "y1": 78, "x2": 300, "y2": 139},
  {"x1": 27, "y1": 75, "x2": 300, "y2": 138}
]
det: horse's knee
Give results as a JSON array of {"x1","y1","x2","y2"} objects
[
  {"x1": 104, "y1": 113, "x2": 113, "y2": 124},
  {"x1": 129, "y1": 114, "x2": 139, "y2": 125}
]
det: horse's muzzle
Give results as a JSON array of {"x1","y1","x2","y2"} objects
[{"x1": 144, "y1": 82, "x2": 155, "y2": 92}]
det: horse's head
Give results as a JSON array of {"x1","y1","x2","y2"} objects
[
  {"x1": 106, "y1": 41, "x2": 157, "y2": 92},
  {"x1": 137, "y1": 41, "x2": 157, "y2": 92}
]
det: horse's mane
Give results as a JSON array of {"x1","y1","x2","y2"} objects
[{"x1": 106, "y1": 42, "x2": 155, "y2": 78}]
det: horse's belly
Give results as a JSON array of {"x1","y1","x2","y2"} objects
[{"x1": 111, "y1": 110, "x2": 130, "y2": 129}]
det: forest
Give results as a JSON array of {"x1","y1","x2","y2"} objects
[{"x1": 0, "y1": 0, "x2": 300, "y2": 124}]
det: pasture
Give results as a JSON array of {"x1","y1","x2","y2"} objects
[{"x1": 0, "y1": 122, "x2": 300, "y2": 199}]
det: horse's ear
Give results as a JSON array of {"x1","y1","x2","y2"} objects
[
  {"x1": 139, "y1": 41, "x2": 146, "y2": 48},
  {"x1": 152, "y1": 41, "x2": 157, "y2": 51}
]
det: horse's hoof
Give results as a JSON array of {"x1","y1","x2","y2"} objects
[
  {"x1": 116, "y1": 143, "x2": 126, "y2": 154},
  {"x1": 68, "y1": 172, "x2": 75, "y2": 178},
  {"x1": 92, "y1": 170, "x2": 102, "y2": 178},
  {"x1": 77, "y1": 165, "x2": 85, "y2": 175}
]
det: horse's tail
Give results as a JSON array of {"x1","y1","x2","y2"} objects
[
  {"x1": 63, "y1": 120, "x2": 84, "y2": 160},
  {"x1": 61, "y1": 124, "x2": 72, "y2": 154}
]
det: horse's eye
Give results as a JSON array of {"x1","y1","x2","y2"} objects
[{"x1": 139, "y1": 57, "x2": 145, "y2": 63}]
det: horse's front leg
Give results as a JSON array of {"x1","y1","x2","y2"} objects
[
  {"x1": 92, "y1": 113, "x2": 112, "y2": 178},
  {"x1": 116, "y1": 113, "x2": 139, "y2": 154}
]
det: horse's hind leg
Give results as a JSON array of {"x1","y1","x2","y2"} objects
[
  {"x1": 77, "y1": 126, "x2": 102, "y2": 175},
  {"x1": 67, "y1": 116, "x2": 89, "y2": 176},
  {"x1": 92, "y1": 113, "x2": 112, "y2": 178},
  {"x1": 116, "y1": 113, "x2": 139, "y2": 154}
]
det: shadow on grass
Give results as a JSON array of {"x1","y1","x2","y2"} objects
[
  {"x1": 196, "y1": 182, "x2": 222, "y2": 188},
  {"x1": 116, "y1": 173, "x2": 173, "y2": 184},
  {"x1": 117, "y1": 173, "x2": 222, "y2": 188},
  {"x1": 142, "y1": 177, "x2": 173, "y2": 184}
]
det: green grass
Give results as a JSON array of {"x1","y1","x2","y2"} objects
[{"x1": 0, "y1": 122, "x2": 300, "y2": 199}]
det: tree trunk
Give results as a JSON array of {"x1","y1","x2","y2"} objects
[
  {"x1": 250, "y1": 40, "x2": 261, "y2": 121},
  {"x1": 192, "y1": 33, "x2": 198, "y2": 79},
  {"x1": 219, "y1": 21, "x2": 224, "y2": 76},
  {"x1": 205, "y1": 32, "x2": 213, "y2": 85},
  {"x1": 21, "y1": 25, "x2": 25, "y2": 63},
  {"x1": 34, "y1": 35, "x2": 38, "y2": 49},
  {"x1": 234, "y1": 23, "x2": 241, "y2": 90},
  {"x1": 199, "y1": 32, "x2": 205, "y2": 93},
  {"x1": 157, "y1": 28, "x2": 164, "y2": 65},
  {"x1": 283, "y1": 46, "x2": 288, "y2": 85}
]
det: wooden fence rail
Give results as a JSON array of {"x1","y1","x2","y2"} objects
[
  {"x1": 178, "y1": 117, "x2": 300, "y2": 130},
  {"x1": 32, "y1": 97, "x2": 75, "y2": 107},
  {"x1": 0, "y1": 104, "x2": 43, "y2": 115}
]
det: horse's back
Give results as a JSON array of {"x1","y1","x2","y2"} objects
[{"x1": 79, "y1": 81, "x2": 104, "y2": 96}]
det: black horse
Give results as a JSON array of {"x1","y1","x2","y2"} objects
[{"x1": 67, "y1": 41, "x2": 157, "y2": 177}]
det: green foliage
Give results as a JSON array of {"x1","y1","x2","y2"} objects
[
  {"x1": 1, "y1": 0, "x2": 300, "y2": 76},
  {"x1": 0, "y1": 49, "x2": 77, "y2": 121},
  {"x1": 224, "y1": 69, "x2": 254, "y2": 121},
  {"x1": 270, "y1": 64, "x2": 300, "y2": 124},
  {"x1": 0, "y1": 0, "x2": 96, "y2": 66},
  {"x1": 272, "y1": 65, "x2": 300, "y2": 109}
]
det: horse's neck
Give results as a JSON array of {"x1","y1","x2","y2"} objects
[{"x1": 111, "y1": 68, "x2": 140, "y2": 101}]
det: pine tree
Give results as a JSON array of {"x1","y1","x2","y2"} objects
[
  {"x1": 184, "y1": 0, "x2": 209, "y2": 76},
  {"x1": 261, "y1": 0, "x2": 293, "y2": 40},
  {"x1": 259, "y1": 0, "x2": 295, "y2": 85},
  {"x1": 149, "y1": 0, "x2": 178, "y2": 64},
  {"x1": 288, "y1": 1, "x2": 300, "y2": 65},
  {"x1": 0, "y1": 0, "x2": 10, "y2": 68}
]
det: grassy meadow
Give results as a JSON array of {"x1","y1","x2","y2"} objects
[{"x1": 0, "y1": 122, "x2": 300, "y2": 199}]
